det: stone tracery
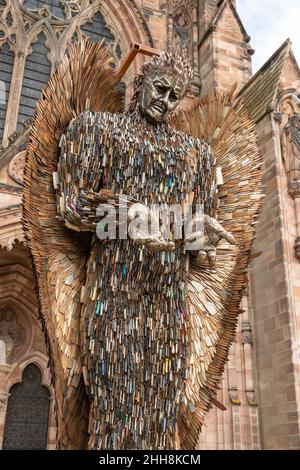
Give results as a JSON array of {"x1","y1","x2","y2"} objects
[
  {"x1": 0, "y1": 309, "x2": 24, "y2": 362},
  {"x1": 276, "y1": 88, "x2": 300, "y2": 260},
  {"x1": 0, "y1": 0, "x2": 153, "y2": 146}
]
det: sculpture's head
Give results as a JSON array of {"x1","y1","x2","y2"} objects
[{"x1": 128, "y1": 51, "x2": 193, "y2": 124}]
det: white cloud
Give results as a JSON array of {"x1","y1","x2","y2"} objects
[{"x1": 237, "y1": 0, "x2": 300, "y2": 73}]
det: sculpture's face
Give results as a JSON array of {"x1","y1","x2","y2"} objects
[{"x1": 138, "y1": 70, "x2": 185, "y2": 124}]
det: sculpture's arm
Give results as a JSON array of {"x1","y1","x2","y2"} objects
[
  {"x1": 55, "y1": 112, "x2": 113, "y2": 232},
  {"x1": 55, "y1": 111, "x2": 175, "y2": 252},
  {"x1": 186, "y1": 141, "x2": 235, "y2": 264},
  {"x1": 192, "y1": 139, "x2": 217, "y2": 217}
]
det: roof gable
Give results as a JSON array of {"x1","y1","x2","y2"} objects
[
  {"x1": 199, "y1": 0, "x2": 250, "y2": 48},
  {"x1": 280, "y1": 47, "x2": 300, "y2": 89},
  {"x1": 237, "y1": 39, "x2": 293, "y2": 123},
  {"x1": 211, "y1": 0, "x2": 250, "y2": 43}
]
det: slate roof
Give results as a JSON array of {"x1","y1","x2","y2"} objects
[{"x1": 237, "y1": 39, "x2": 292, "y2": 123}]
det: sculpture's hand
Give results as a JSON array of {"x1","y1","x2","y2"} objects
[
  {"x1": 135, "y1": 233, "x2": 176, "y2": 253},
  {"x1": 185, "y1": 214, "x2": 236, "y2": 266},
  {"x1": 128, "y1": 203, "x2": 175, "y2": 253}
]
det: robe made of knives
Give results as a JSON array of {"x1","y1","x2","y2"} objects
[
  {"x1": 57, "y1": 111, "x2": 215, "y2": 231},
  {"x1": 56, "y1": 110, "x2": 215, "y2": 450}
]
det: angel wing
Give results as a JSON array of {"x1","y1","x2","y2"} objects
[
  {"x1": 23, "y1": 38, "x2": 122, "y2": 449},
  {"x1": 171, "y1": 88, "x2": 263, "y2": 449}
]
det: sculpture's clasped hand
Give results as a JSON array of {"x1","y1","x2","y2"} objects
[
  {"x1": 128, "y1": 203, "x2": 175, "y2": 253},
  {"x1": 185, "y1": 213, "x2": 236, "y2": 266}
]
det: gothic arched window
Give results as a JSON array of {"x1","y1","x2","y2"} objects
[
  {"x1": 22, "y1": 1, "x2": 65, "y2": 20},
  {"x1": 17, "y1": 32, "x2": 52, "y2": 133},
  {"x1": 81, "y1": 10, "x2": 115, "y2": 44},
  {"x1": 2, "y1": 363, "x2": 50, "y2": 449}
]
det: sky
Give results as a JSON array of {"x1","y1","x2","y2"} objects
[{"x1": 237, "y1": 0, "x2": 300, "y2": 73}]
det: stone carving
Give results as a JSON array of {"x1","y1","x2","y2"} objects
[
  {"x1": 276, "y1": 88, "x2": 300, "y2": 125},
  {"x1": 0, "y1": 390, "x2": 9, "y2": 409},
  {"x1": 241, "y1": 321, "x2": 253, "y2": 345},
  {"x1": 170, "y1": 0, "x2": 197, "y2": 11},
  {"x1": 60, "y1": 0, "x2": 91, "y2": 20},
  {"x1": 33, "y1": 326, "x2": 47, "y2": 355},
  {"x1": 277, "y1": 91, "x2": 300, "y2": 260},
  {"x1": 282, "y1": 115, "x2": 300, "y2": 197},
  {"x1": 246, "y1": 390, "x2": 258, "y2": 407},
  {"x1": 0, "y1": 310, "x2": 24, "y2": 362},
  {"x1": 0, "y1": 0, "x2": 17, "y2": 51},
  {"x1": 20, "y1": 0, "x2": 92, "y2": 21},
  {"x1": 173, "y1": 12, "x2": 189, "y2": 57},
  {"x1": 294, "y1": 237, "x2": 300, "y2": 260},
  {"x1": 281, "y1": 114, "x2": 300, "y2": 260},
  {"x1": 168, "y1": 0, "x2": 200, "y2": 91},
  {"x1": 279, "y1": 96, "x2": 299, "y2": 119},
  {"x1": 229, "y1": 387, "x2": 241, "y2": 406},
  {"x1": 8, "y1": 150, "x2": 26, "y2": 185}
]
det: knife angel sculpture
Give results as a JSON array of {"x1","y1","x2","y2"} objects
[{"x1": 23, "y1": 38, "x2": 262, "y2": 450}]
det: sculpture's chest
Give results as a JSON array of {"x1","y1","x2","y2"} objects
[{"x1": 99, "y1": 125, "x2": 196, "y2": 204}]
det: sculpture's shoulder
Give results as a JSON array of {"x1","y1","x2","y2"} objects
[
  {"x1": 170, "y1": 127, "x2": 216, "y2": 171},
  {"x1": 167, "y1": 125, "x2": 213, "y2": 161},
  {"x1": 67, "y1": 110, "x2": 125, "y2": 134}
]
